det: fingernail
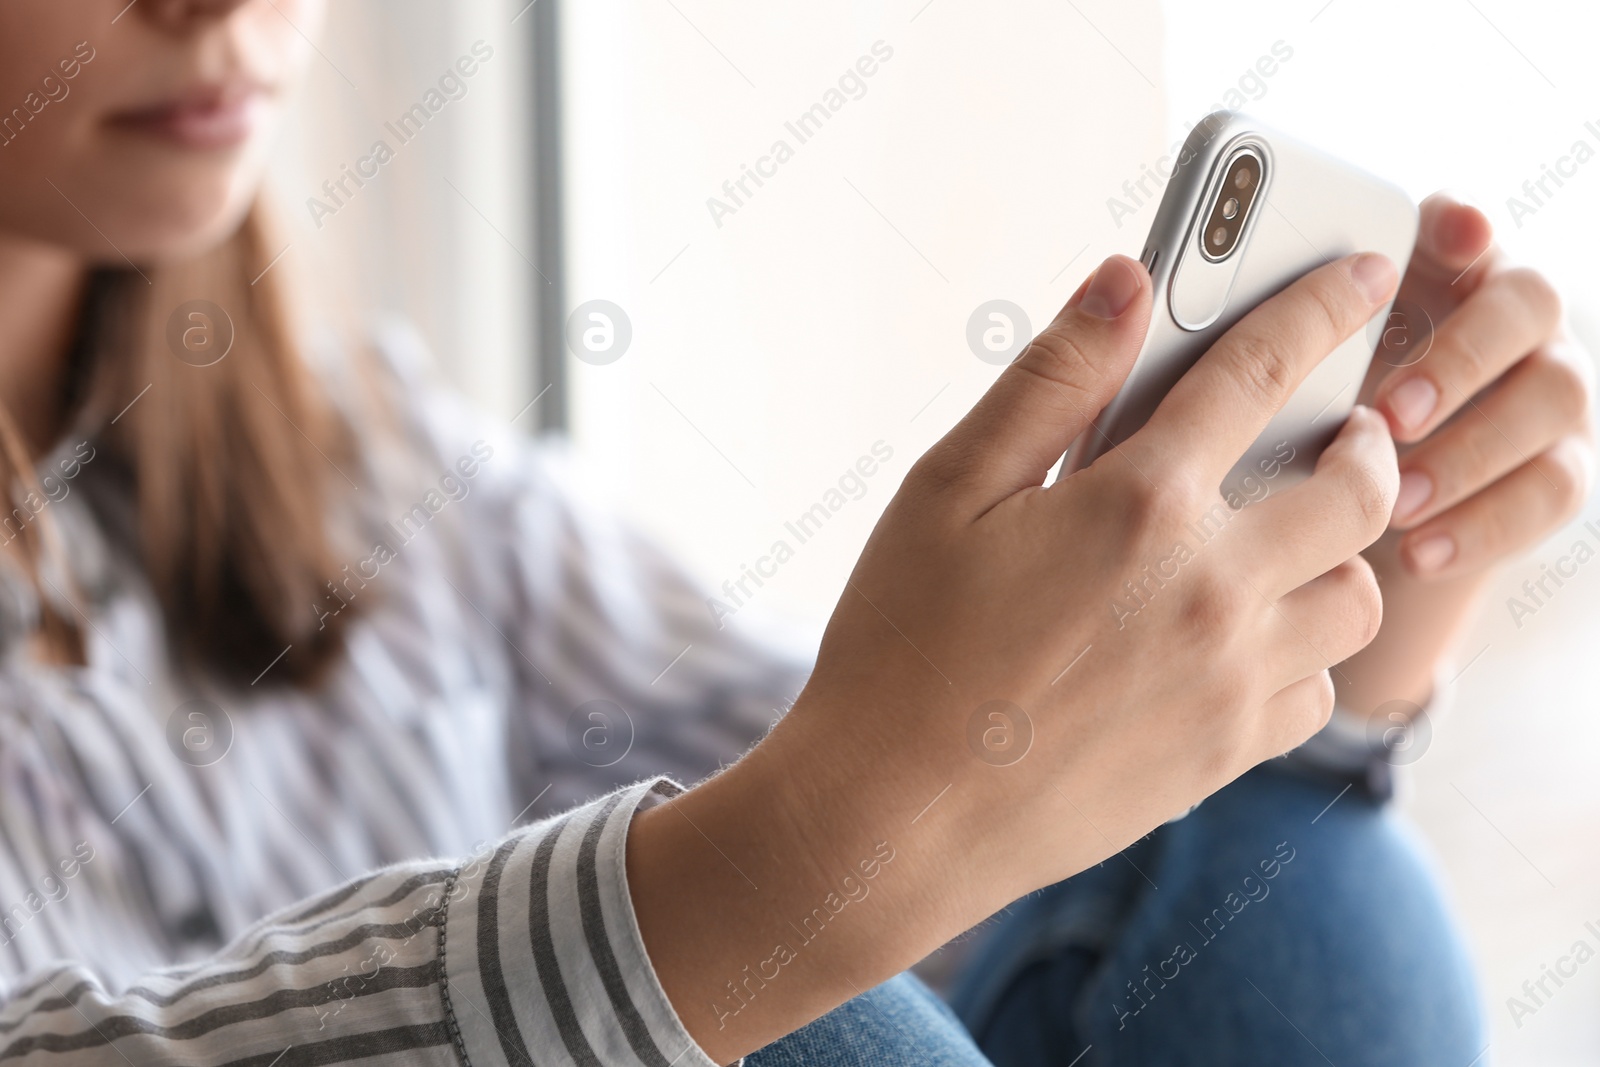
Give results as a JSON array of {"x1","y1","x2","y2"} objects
[
  {"x1": 1347, "y1": 403, "x2": 1381, "y2": 428},
  {"x1": 1435, "y1": 188, "x2": 1485, "y2": 214},
  {"x1": 1079, "y1": 257, "x2": 1140, "y2": 319},
  {"x1": 1350, "y1": 253, "x2": 1398, "y2": 302},
  {"x1": 1408, "y1": 534, "x2": 1456, "y2": 575},
  {"x1": 1384, "y1": 377, "x2": 1439, "y2": 433},
  {"x1": 1392, "y1": 470, "x2": 1433, "y2": 524}
]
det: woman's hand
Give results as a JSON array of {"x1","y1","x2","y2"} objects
[
  {"x1": 794, "y1": 252, "x2": 1401, "y2": 887},
  {"x1": 629, "y1": 252, "x2": 1402, "y2": 1064},
  {"x1": 1376, "y1": 194, "x2": 1594, "y2": 574},
  {"x1": 1335, "y1": 194, "x2": 1596, "y2": 716}
]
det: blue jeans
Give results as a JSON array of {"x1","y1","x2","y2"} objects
[
  {"x1": 751, "y1": 765, "x2": 1485, "y2": 1066},
  {"x1": 747, "y1": 973, "x2": 990, "y2": 1067}
]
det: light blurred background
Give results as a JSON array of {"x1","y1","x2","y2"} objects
[{"x1": 272, "y1": 1, "x2": 1600, "y2": 1062}]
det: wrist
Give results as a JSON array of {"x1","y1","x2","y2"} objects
[
  {"x1": 759, "y1": 686, "x2": 1024, "y2": 923},
  {"x1": 1341, "y1": 534, "x2": 1494, "y2": 715},
  {"x1": 768, "y1": 679, "x2": 1137, "y2": 928},
  {"x1": 625, "y1": 689, "x2": 1008, "y2": 1063}
]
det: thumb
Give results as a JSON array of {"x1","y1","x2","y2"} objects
[{"x1": 932, "y1": 255, "x2": 1151, "y2": 510}]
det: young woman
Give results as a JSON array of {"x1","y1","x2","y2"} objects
[{"x1": 0, "y1": 3, "x2": 1590, "y2": 1066}]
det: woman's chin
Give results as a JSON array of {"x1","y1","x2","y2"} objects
[
  {"x1": 133, "y1": 210, "x2": 256, "y2": 265},
  {"x1": 72, "y1": 184, "x2": 259, "y2": 266}
]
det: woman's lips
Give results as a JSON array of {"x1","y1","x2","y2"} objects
[{"x1": 108, "y1": 87, "x2": 267, "y2": 150}]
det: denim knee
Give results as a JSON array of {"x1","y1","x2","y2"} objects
[
  {"x1": 960, "y1": 766, "x2": 1486, "y2": 1067},
  {"x1": 748, "y1": 972, "x2": 992, "y2": 1067}
]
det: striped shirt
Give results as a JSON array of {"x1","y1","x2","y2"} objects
[{"x1": 0, "y1": 320, "x2": 803, "y2": 1067}]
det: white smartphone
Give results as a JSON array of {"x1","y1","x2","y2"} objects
[{"x1": 1064, "y1": 111, "x2": 1418, "y2": 497}]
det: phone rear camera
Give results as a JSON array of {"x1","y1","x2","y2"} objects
[{"x1": 1200, "y1": 148, "x2": 1264, "y2": 262}]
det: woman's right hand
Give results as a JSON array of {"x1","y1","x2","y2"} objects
[{"x1": 629, "y1": 251, "x2": 1401, "y2": 1065}]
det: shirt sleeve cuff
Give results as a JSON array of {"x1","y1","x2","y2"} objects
[
  {"x1": 1284, "y1": 661, "x2": 1453, "y2": 790},
  {"x1": 442, "y1": 776, "x2": 733, "y2": 1067}
]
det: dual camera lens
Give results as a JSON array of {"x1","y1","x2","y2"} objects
[{"x1": 1201, "y1": 149, "x2": 1261, "y2": 261}]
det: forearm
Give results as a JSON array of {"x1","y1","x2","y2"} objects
[
  {"x1": 1334, "y1": 530, "x2": 1493, "y2": 717},
  {"x1": 625, "y1": 695, "x2": 1017, "y2": 1065}
]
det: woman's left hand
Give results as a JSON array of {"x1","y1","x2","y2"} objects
[
  {"x1": 1333, "y1": 193, "x2": 1595, "y2": 717},
  {"x1": 1367, "y1": 193, "x2": 1596, "y2": 578}
]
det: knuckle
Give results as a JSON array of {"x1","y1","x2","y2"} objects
[
  {"x1": 1299, "y1": 672, "x2": 1338, "y2": 737},
  {"x1": 1180, "y1": 567, "x2": 1250, "y2": 640},
  {"x1": 1264, "y1": 676, "x2": 1335, "y2": 760},
  {"x1": 906, "y1": 441, "x2": 975, "y2": 498},
  {"x1": 1463, "y1": 422, "x2": 1500, "y2": 472},
  {"x1": 1540, "y1": 353, "x2": 1592, "y2": 426},
  {"x1": 1473, "y1": 496, "x2": 1516, "y2": 554},
  {"x1": 1334, "y1": 450, "x2": 1397, "y2": 536},
  {"x1": 1427, "y1": 423, "x2": 1494, "y2": 501},
  {"x1": 1343, "y1": 560, "x2": 1384, "y2": 648},
  {"x1": 1504, "y1": 266, "x2": 1563, "y2": 326},
  {"x1": 1541, "y1": 441, "x2": 1592, "y2": 517},
  {"x1": 1017, "y1": 327, "x2": 1097, "y2": 401},
  {"x1": 1446, "y1": 327, "x2": 1493, "y2": 381},
  {"x1": 1228, "y1": 331, "x2": 1297, "y2": 410},
  {"x1": 1286, "y1": 671, "x2": 1337, "y2": 748},
  {"x1": 1121, "y1": 470, "x2": 1199, "y2": 541},
  {"x1": 904, "y1": 446, "x2": 949, "y2": 490},
  {"x1": 1307, "y1": 274, "x2": 1356, "y2": 340}
]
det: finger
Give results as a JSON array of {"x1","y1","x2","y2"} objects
[
  {"x1": 1266, "y1": 556, "x2": 1384, "y2": 690},
  {"x1": 927, "y1": 255, "x2": 1152, "y2": 510},
  {"x1": 1398, "y1": 436, "x2": 1595, "y2": 579},
  {"x1": 1137, "y1": 253, "x2": 1397, "y2": 481},
  {"x1": 1374, "y1": 266, "x2": 1562, "y2": 441},
  {"x1": 1391, "y1": 344, "x2": 1591, "y2": 529},
  {"x1": 1402, "y1": 193, "x2": 1497, "y2": 294},
  {"x1": 1256, "y1": 671, "x2": 1336, "y2": 761},
  {"x1": 1362, "y1": 196, "x2": 1501, "y2": 401},
  {"x1": 1230, "y1": 406, "x2": 1397, "y2": 598}
]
